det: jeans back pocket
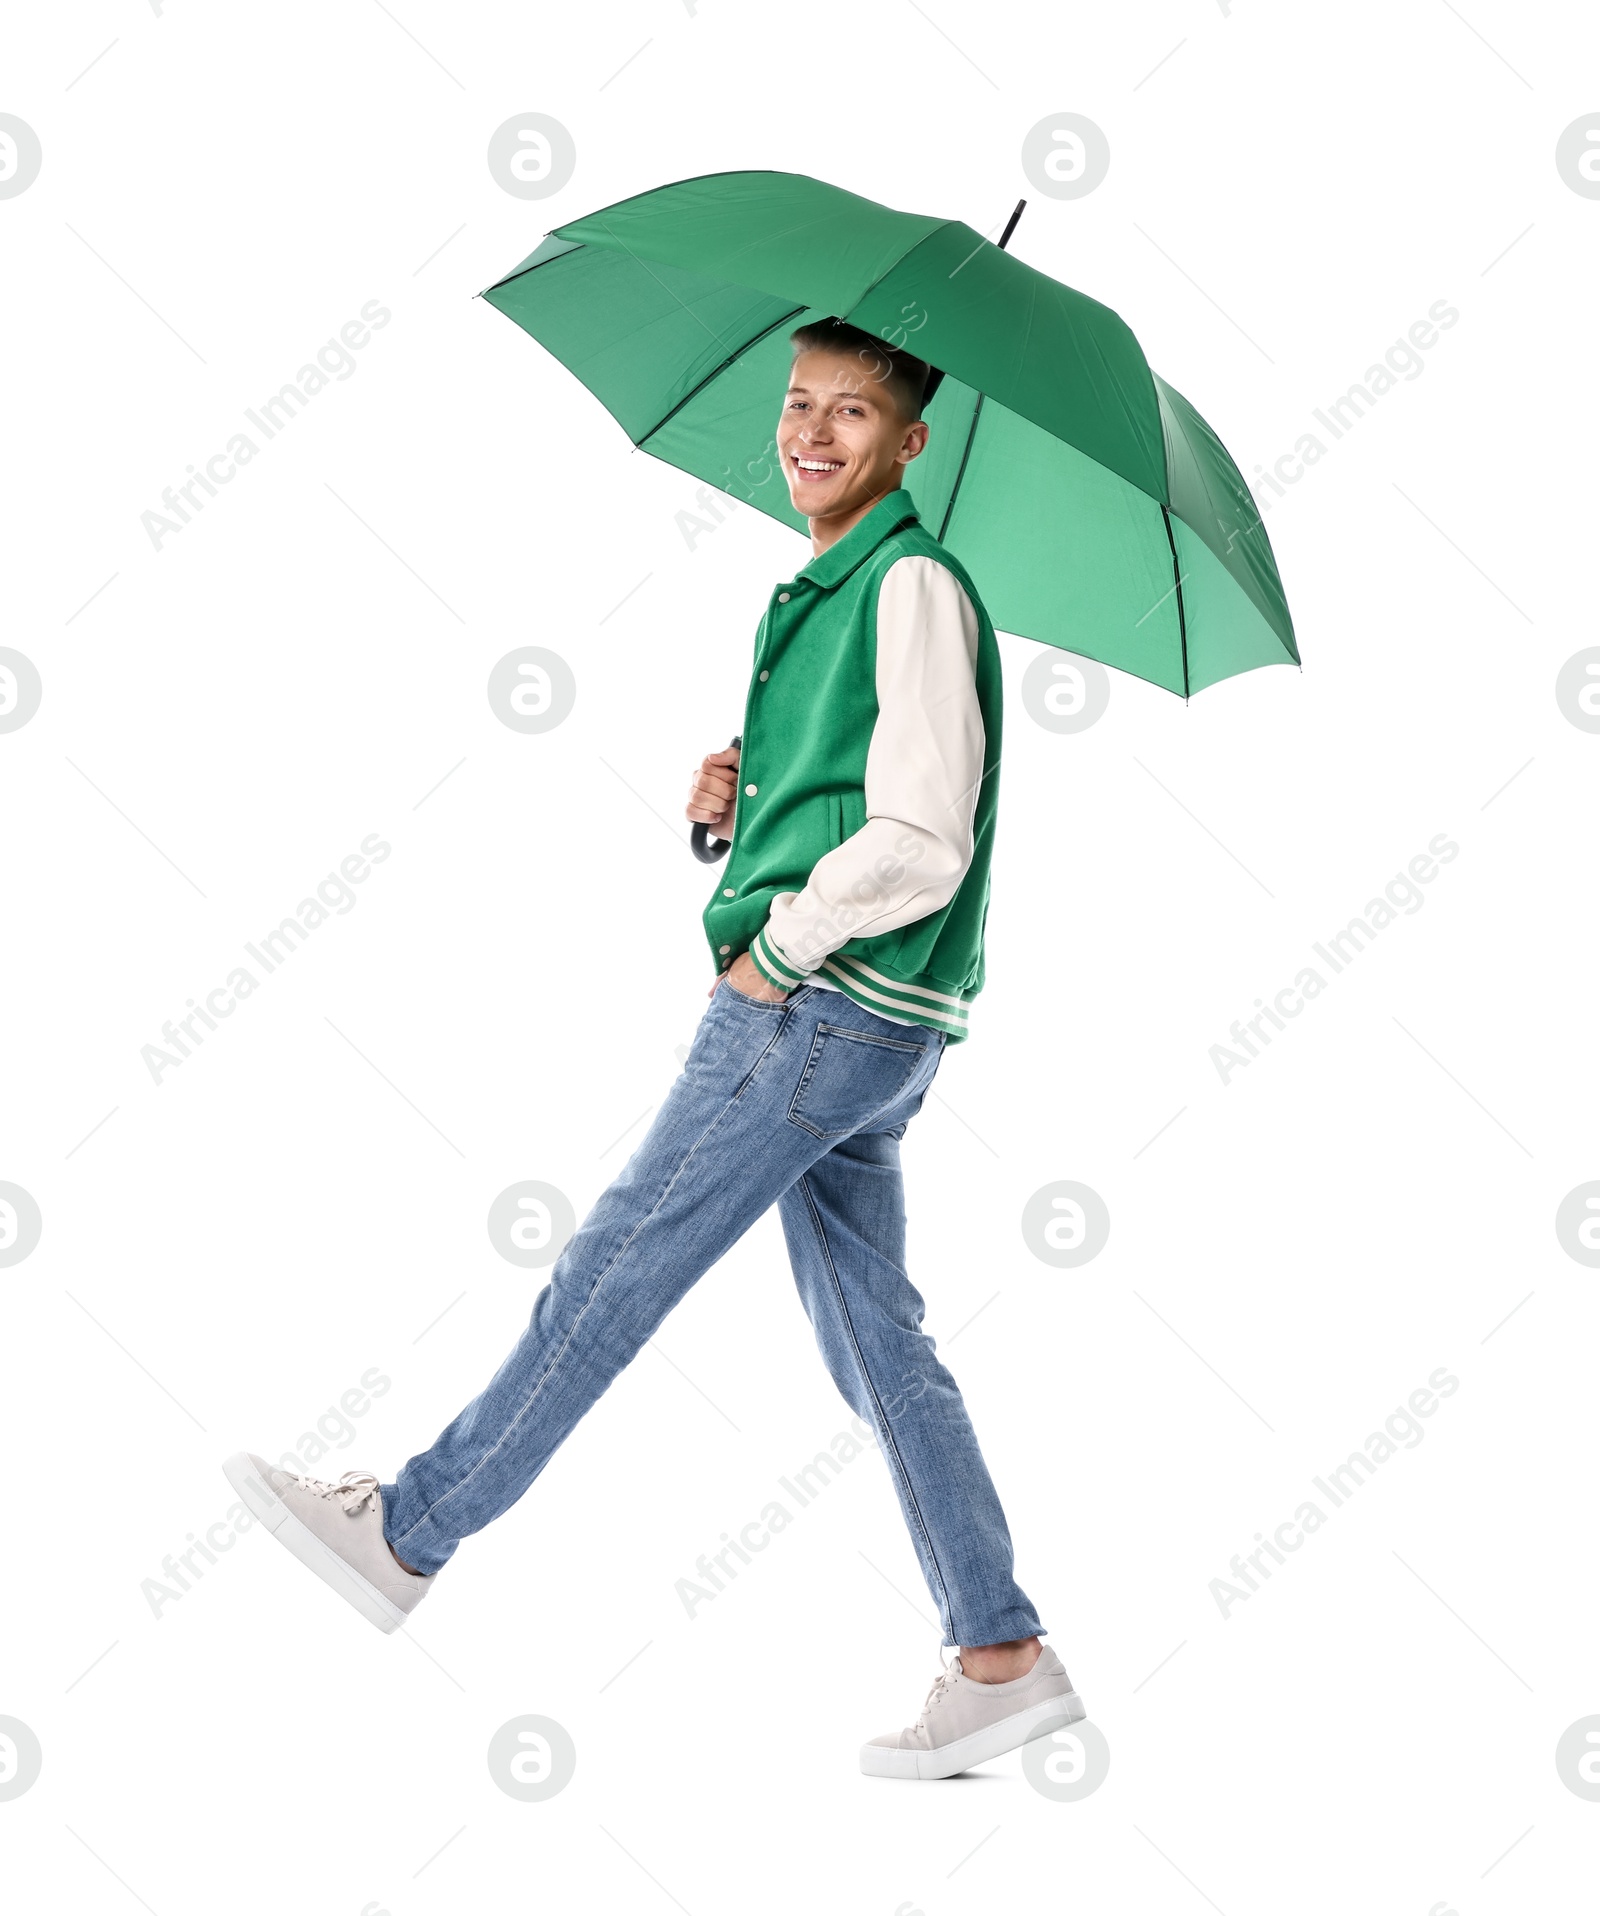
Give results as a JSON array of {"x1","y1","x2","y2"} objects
[{"x1": 787, "y1": 1023, "x2": 928, "y2": 1140}]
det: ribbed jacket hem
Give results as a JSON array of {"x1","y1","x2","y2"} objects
[
  {"x1": 749, "y1": 926, "x2": 811, "y2": 991},
  {"x1": 814, "y1": 952, "x2": 975, "y2": 1041},
  {"x1": 746, "y1": 930, "x2": 978, "y2": 1041}
]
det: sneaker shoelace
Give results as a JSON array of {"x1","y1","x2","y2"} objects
[
  {"x1": 293, "y1": 1469, "x2": 381, "y2": 1517},
  {"x1": 915, "y1": 1650, "x2": 964, "y2": 1731}
]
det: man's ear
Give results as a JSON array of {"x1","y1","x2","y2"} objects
[{"x1": 898, "y1": 420, "x2": 931, "y2": 465}]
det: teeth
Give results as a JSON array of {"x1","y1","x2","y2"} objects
[{"x1": 796, "y1": 458, "x2": 842, "y2": 471}]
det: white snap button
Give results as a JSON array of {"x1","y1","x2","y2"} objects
[
  {"x1": 777, "y1": 592, "x2": 790, "y2": 603},
  {"x1": 722, "y1": 887, "x2": 735, "y2": 897},
  {"x1": 758, "y1": 669, "x2": 769, "y2": 681},
  {"x1": 744, "y1": 783, "x2": 757, "y2": 796},
  {"x1": 719, "y1": 944, "x2": 731, "y2": 954}
]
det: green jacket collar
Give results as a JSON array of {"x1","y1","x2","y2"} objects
[{"x1": 795, "y1": 486, "x2": 921, "y2": 591}]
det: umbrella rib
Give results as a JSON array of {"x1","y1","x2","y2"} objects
[
  {"x1": 635, "y1": 215, "x2": 966, "y2": 462},
  {"x1": 936, "y1": 388, "x2": 986, "y2": 544},
  {"x1": 1159, "y1": 505, "x2": 1191, "y2": 700},
  {"x1": 478, "y1": 237, "x2": 582, "y2": 298},
  {"x1": 840, "y1": 217, "x2": 959, "y2": 321},
  {"x1": 635, "y1": 303, "x2": 811, "y2": 448}
]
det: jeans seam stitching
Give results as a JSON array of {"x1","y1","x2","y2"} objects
[
  {"x1": 787, "y1": 1030, "x2": 929, "y2": 1141},
  {"x1": 393, "y1": 1017, "x2": 798, "y2": 1549},
  {"x1": 795, "y1": 1167, "x2": 957, "y2": 1642}
]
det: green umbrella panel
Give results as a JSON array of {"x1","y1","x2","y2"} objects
[{"x1": 481, "y1": 170, "x2": 1297, "y2": 698}]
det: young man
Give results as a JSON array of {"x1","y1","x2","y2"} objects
[{"x1": 224, "y1": 318, "x2": 1084, "y2": 1781}]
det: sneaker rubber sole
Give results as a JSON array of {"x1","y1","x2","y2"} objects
[
  {"x1": 859, "y1": 1689, "x2": 1088, "y2": 1780},
  {"x1": 221, "y1": 1451, "x2": 409, "y2": 1634}
]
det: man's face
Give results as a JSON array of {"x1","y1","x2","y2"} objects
[{"x1": 778, "y1": 348, "x2": 927, "y2": 521}]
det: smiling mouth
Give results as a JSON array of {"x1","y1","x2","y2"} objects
[{"x1": 791, "y1": 453, "x2": 845, "y2": 483}]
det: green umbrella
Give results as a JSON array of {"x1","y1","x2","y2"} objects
[{"x1": 479, "y1": 169, "x2": 1297, "y2": 701}]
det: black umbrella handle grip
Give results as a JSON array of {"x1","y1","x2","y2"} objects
[
  {"x1": 690, "y1": 821, "x2": 731, "y2": 864},
  {"x1": 690, "y1": 733, "x2": 742, "y2": 864}
]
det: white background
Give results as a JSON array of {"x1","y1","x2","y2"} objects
[{"x1": 3, "y1": 2, "x2": 1596, "y2": 1911}]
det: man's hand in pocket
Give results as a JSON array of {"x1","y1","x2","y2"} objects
[{"x1": 712, "y1": 950, "x2": 791, "y2": 1003}]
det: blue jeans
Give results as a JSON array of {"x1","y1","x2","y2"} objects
[{"x1": 380, "y1": 977, "x2": 1044, "y2": 1647}]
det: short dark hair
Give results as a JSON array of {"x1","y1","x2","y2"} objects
[{"x1": 789, "y1": 317, "x2": 934, "y2": 424}]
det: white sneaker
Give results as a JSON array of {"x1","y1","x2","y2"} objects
[
  {"x1": 860, "y1": 1643, "x2": 1086, "y2": 1779},
  {"x1": 222, "y1": 1452, "x2": 436, "y2": 1634}
]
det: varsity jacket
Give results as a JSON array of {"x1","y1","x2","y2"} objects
[{"x1": 701, "y1": 487, "x2": 1002, "y2": 1043}]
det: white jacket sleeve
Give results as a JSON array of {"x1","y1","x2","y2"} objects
[{"x1": 749, "y1": 555, "x2": 985, "y2": 988}]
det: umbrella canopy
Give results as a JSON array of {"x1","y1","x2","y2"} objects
[{"x1": 480, "y1": 170, "x2": 1297, "y2": 698}]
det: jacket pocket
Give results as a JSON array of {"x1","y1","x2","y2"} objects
[{"x1": 827, "y1": 789, "x2": 867, "y2": 847}]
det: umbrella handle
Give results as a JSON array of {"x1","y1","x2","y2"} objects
[{"x1": 690, "y1": 733, "x2": 742, "y2": 864}]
